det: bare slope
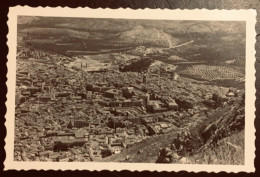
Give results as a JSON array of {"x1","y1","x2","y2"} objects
[
  {"x1": 193, "y1": 130, "x2": 244, "y2": 164},
  {"x1": 101, "y1": 131, "x2": 179, "y2": 163}
]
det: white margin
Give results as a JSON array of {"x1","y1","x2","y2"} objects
[{"x1": 5, "y1": 6, "x2": 256, "y2": 172}]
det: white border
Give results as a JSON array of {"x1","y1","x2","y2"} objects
[{"x1": 5, "y1": 6, "x2": 256, "y2": 172}]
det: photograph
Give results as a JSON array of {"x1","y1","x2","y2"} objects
[{"x1": 5, "y1": 7, "x2": 256, "y2": 172}]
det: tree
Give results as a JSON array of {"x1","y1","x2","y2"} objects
[
  {"x1": 67, "y1": 121, "x2": 73, "y2": 129},
  {"x1": 101, "y1": 149, "x2": 112, "y2": 158}
]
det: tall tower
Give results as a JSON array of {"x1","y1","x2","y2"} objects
[
  {"x1": 158, "y1": 68, "x2": 161, "y2": 86},
  {"x1": 51, "y1": 88, "x2": 56, "y2": 100},
  {"x1": 143, "y1": 73, "x2": 147, "y2": 85},
  {"x1": 84, "y1": 62, "x2": 88, "y2": 83},
  {"x1": 81, "y1": 62, "x2": 84, "y2": 78}
]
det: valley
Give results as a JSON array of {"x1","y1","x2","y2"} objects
[{"x1": 14, "y1": 16, "x2": 246, "y2": 164}]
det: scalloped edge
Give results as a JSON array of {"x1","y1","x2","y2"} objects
[{"x1": 4, "y1": 5, "x2": 257, "y2": 172}]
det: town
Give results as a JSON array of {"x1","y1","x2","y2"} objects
[
  {"x1": 14, "y1": 44, "x2": 242, "y2": 162},
  {"x1": 14, "y1": 17, "x2": 246, "y2": 163}
]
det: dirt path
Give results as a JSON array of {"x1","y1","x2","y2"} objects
[{"x1": 170, "y1": 40, "x2": 194, "y2": 49}]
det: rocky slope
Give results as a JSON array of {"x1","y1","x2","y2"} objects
[
  {"x1": 101, "y1": 132, "x2": 179, "y2": 163},
  {"x1": 100, "y1": 90, "x2": 245, "y2": 164},
  {"x1": 156, "y1": 91, "x2": 245, "y2": 164}
]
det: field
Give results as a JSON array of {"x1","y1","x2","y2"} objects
[
  {"x1": 66, "y1": 55, "x2": 116, "y2": 72},
  {"x1": 177, "y1": 65, "x2": 244, "y2": 81}
]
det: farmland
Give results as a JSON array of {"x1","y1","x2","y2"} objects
[{"x1": 177, "y1": 65, "x2": 244, "y2": 82}]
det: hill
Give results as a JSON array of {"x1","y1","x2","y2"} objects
[
  {"x1": 100, "y1": 91, "x2": 245, "y2": 164},
  {"x1": 118, "y1": 26, "x2": 180, "y2": 48},
  {"x1": 193, "y1": 130, "x2": 244, "y2": 164},
  {"x1": 20, "y1": 27, "x2": 89, "y2": 39},
  {"x1": 101, "y1": 131, "x2": 179, "y2": 163},
  {"x1": 155, "y1": 91, "x2": 245, "y2": 164},
  {"x1": 18, "y1": 17, "x2": 245, "y2": 35},
  {"x1": 17, "y1": 17, "x2": 245, "y2": 64},
  {"x1": 17, "y1": 16, "x2": 40, "y2": 25}
]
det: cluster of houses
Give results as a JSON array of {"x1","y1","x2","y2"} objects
[
  {"x1": 14, "y1": 44, "x2": 240, "y2": 162},
  {"x1": 14, "y1": 55, "x2": 181, "y2": 162}
]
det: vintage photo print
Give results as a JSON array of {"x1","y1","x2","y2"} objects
[{"x1": 5, "y1": 6, "x2": 256, "y2": 172}]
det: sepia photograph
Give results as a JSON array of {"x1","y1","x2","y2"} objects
[{"x1": 5, "y1": 7, "x2": 256, "y2": 172}]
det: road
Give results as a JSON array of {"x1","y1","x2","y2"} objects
[{"x1": 170, "y1": 40, "x2": 194, "y2": 49}]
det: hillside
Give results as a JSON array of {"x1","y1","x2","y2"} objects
[
  {"x1": 20, "y1": 27, "x2": 89, "y2": 39},
  {"x1": 100, "y1": 91, "x2": 245, "y2": 164},
  {"x1": 18, "y1": 17, "x2": 245, "y2": 35},
  {"x1": 195, "y1": 92, "x2": 245, "y2": 149},
  {"x1": 17, "y1": 17, "x2": 245, "y2": 64},
  {"x1": 101, "y1": 131, "x2": 179, "y2": 163},
  {"x1": 17, "y1": 16, "x2": 40, "y2": 25},
  {"x1": 193, "y1": 131, "x2": 244, "y2": 164},
  {"x1": 118, "y1": 26, "x2": 180, "y2": 47}
]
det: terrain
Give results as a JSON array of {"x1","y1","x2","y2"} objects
[
  {"x1": 20, "y1": 28, "x2": 89, "y2": 39},
  {"x1": 18, "y1": 16, "x2": 245, "y2": 63},
  {"x1": 16, "y1": 16, "x2": 246, "y2": 164},
  {"x1": 102, "y1": 91, "x2": 245, "y2": 164}
]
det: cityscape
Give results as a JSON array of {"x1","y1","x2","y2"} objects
[{"x1": 14, "y1": 16, "x2": 246, "y2": 164}]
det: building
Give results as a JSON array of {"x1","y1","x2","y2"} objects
[
  {"x1": 122, "y1": 99, "x2": 142, "y2": 107},
  {"x1": 109, "y1": 145, "x2": 123, "y2": 154},
  {"x1": 122, "y1": 87, "x2": 134, "y2": 99},
  {"x1": 164, "y1": 98, "x2": 178, "y2": 111},
  {"x1": 26, "y1": 87, "x2": 41, "y2": 96},
  {"x1": 147, "y1": 122, "x2": 174, "y2": 135},
  {"x1": 143, "y1": 73, "x2": 147, "y2": 85},
  {"x1": 38, "y1": 95, "x2": 51, "y2": 103},
  {"x1": 146, "y1": 100, "x2": 167, "y2": 113},
  {"x1": 104, "y1": 89, "x2": 121, "y2": 99},
  {"x1": 74, "y1": 120, "x2": 88, "y2": 128},
  {"x1": 15, "y1": 93, "x2": 20, "y2": 106}
]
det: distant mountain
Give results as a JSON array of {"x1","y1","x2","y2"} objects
[
  {"x1": 20, "y1": 27, "x2": 89, "y2": 39},
  {"x1": 17, "y1": 16, "x2": 246, "y2": 64},
  {"x1": 17, "y1": 16, "x2": 40, "y2": 25},
  {"x1": 118, "y1": 26, "x2": 179, "y2": 47},
  {"x1": 18, "y1": 16, "x2": 245, "y2": 36}
]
